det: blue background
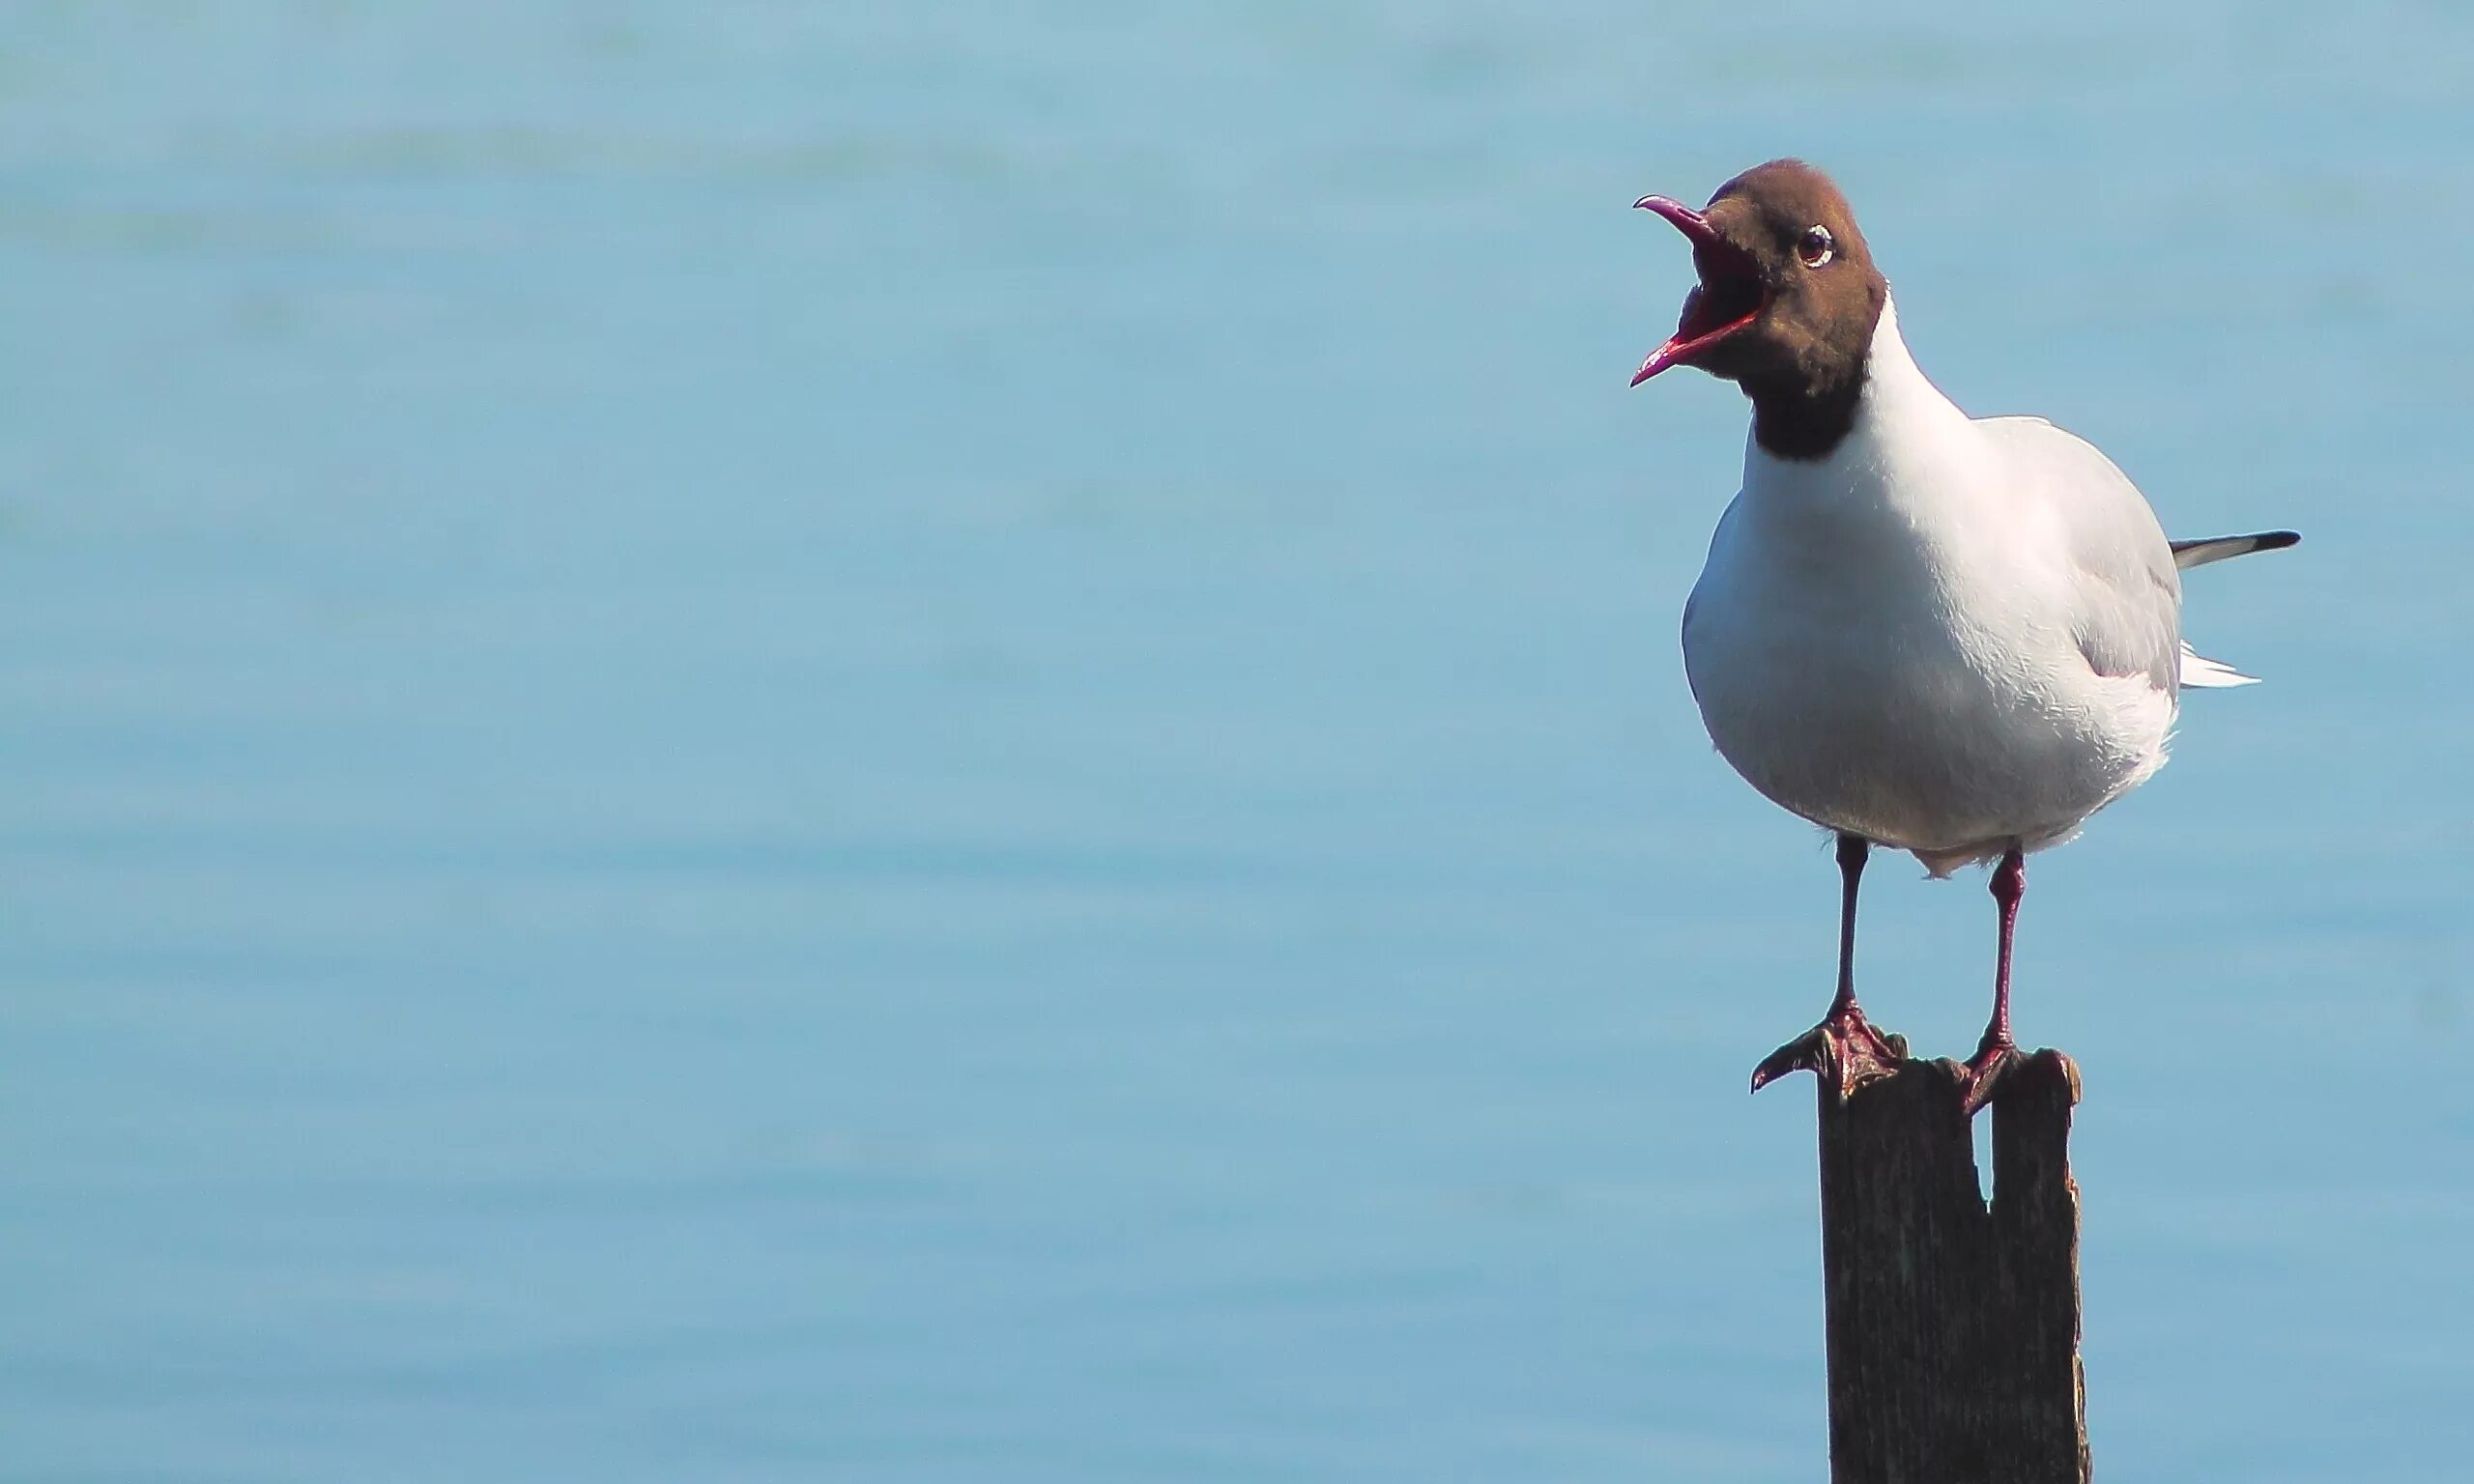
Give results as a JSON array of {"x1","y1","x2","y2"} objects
[{"x1": 6, "y1": 4, "x2": 2468, "y2": 1479}]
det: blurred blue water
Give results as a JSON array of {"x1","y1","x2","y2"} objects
[{"x1": 3, "y1": 3, "x2": 2469, "y2": 1479}]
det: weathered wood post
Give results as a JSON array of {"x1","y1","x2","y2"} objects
[{"x1": 1807, "y1": 1042, "x2": 2088, "y2": 1483}]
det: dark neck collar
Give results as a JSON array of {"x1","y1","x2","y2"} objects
[
  {"x1": 1745, "y1": 358, "x2": 1868, "y2": 462},
  {"x1": 1742, "y1": 284, "x2": 1888, "y2": 463}
]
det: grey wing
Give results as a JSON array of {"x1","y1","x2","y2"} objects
[
  {"x1": 2068, "y1": 543, "x2": 2181, "y2": 696},
  {"x1": 1978, "y1": 416, "x2": 2183, "y2": 696}
]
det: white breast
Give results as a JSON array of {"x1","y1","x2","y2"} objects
[{"x1": 1679, "y1": 299, "x2": 2178, "y2": 875}]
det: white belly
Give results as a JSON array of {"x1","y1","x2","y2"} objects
[{"x1": 1681, "y1": 495, "x2": 2172, "y2": 872}]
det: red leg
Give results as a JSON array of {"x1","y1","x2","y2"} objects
[
  {"x1": 1826, "y1": 831, "x2": 1867, "y2": 1019},
  {"x1": 1752, "y1": 834, "x2": 1902, "y2": 1098},
  {"x1": 1957, "y1": 843, "x2": 2027, "y2": 1114}
]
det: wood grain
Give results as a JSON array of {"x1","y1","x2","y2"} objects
[{"x1": 1811, "y1": 1047, "x2": 2087, "y2": 1484}]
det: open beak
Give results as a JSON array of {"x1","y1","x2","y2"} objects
[{"x1": 1630, "y1": 195, "x2": 1768, "y2": 385}]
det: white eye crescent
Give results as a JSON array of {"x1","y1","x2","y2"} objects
[{"x1": 1798, "y1": 225, "x2": 1835, "y2": 268}]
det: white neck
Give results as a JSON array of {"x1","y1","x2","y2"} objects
[
  {"x1": 1744, "y1": 294, "x2": 1974, "y2": 499},
  {"x1": 1856, "y1": 297, "x2": 1966, "y2": 425}
]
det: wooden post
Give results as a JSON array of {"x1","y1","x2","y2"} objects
[{"x1": 1811, "y1": 1045, "x2": 2088, "y2": 1484}]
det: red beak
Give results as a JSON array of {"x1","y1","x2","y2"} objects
[{"x1": 1630, "y1": 194, "x2": 1767, "y2": 385}]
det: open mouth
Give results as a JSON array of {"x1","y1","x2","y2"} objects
[{"x1": 1631, "y1": 195, "x2": 1766, "y2": 385}]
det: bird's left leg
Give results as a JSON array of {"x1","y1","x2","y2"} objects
[
  {"x1": 1955, "y1": 842, "x2": 2027, "y2": 1116},
  {"x1": 1750, "y1": 833, "x2": 1903, "y2": 1099}
]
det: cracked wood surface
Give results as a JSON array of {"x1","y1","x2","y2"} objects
[{"x1": 1811, "y1": 1047, "x2": 2088, "y2": 1484}]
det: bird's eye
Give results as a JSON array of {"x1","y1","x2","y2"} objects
[{"x1": 1798, "y1": 225, "x2": 1835, "y2": 268}]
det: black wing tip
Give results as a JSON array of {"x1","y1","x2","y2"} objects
[{"x1": 2171, "y1": 529, "x2": 2302, "y2": 556}]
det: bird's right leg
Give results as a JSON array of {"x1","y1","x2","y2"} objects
[{"x1": 1750, "y1": 833, "x2": 1903, "y2": 1098}]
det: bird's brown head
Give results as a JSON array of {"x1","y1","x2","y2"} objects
[{"x1": 1629, "y1": 159, "x2": 1888, "y2": 458}]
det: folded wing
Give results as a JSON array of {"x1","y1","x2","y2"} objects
[{"x1": 2171, "y1": 530, "x2": 2301, "y2": 570}]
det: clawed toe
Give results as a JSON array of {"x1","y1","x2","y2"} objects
[
  {"x1": 1750, "y1": 1005, "x2": 1906, "y2": 1100},
  {"x1": 1954, "y1": 1038, "x2": 2023, "y2": 1116}
]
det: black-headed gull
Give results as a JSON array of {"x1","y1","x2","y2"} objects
[{"x1": 1631, "y1": 159, "x2": 2296, "y2": 1109}]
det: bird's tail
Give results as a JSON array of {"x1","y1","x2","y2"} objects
[
  {"x1": 2172, "y1": 528, "x2": 2297, "y2": 688},
  {"x1": 2178, "y1": 642, "x2": 2258, "y2": 688}
]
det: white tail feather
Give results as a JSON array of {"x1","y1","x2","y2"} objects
[{"x1": 2179, "y1": 642, "x2": 2258, "y2": 688}]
